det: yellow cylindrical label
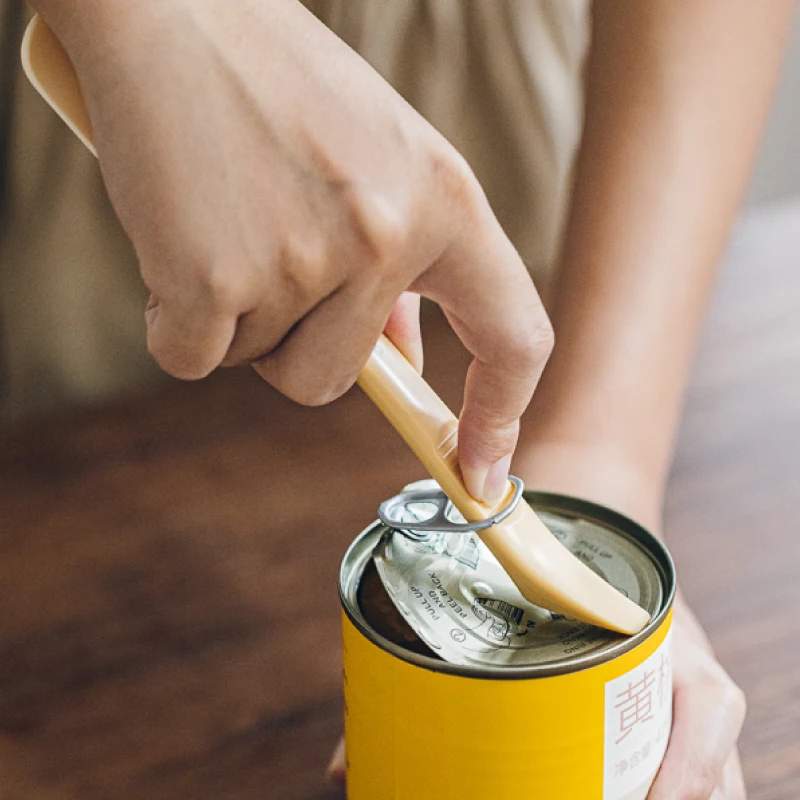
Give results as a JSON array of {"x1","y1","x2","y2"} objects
[{"x1": 344, "y1": 609, "x2": 672, "y2": 800}]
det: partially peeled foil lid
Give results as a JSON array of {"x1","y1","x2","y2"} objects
[{"x1": 371, "y1": 480, "x2": 662, "y2": 668}]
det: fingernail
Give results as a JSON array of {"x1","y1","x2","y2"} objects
[{"x1": 465, "y1": 454, "x2": 512, "y2": 508}]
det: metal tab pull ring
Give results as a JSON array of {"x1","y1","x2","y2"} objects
[{"x1": 378, "y1": 476, "x2": 525, "y2": 535}]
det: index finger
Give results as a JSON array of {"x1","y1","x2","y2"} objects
[{"x1": 415, "y1": 199, "x2": 553, "y2": 507}]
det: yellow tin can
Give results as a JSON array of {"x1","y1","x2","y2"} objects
[{"x1": 340, "y1": 491, "x2": 675, "y2": 800}]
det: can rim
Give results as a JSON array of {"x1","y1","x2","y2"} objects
[{"x1": 339, "y1": 491, "x2": 676, "y2": 679}]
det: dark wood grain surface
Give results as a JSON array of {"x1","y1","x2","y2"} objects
[
  {"x1": 1, "y1": 201, "x2": 798, "y2": 799},
  {"x1": 666, "y1": 202, "x2": 800, "y2": 800}
]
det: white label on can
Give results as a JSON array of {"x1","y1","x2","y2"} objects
[{"x1": 604, "y1": 629, "x2": 673, "y2": 800}]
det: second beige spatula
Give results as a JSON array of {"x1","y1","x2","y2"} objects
[{"x1": 21, "y1": 15, "x2": 650, "y2": 635}]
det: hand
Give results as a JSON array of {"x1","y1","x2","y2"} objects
[
  {"x1": 515, "y1": 440, "x2": 747, "y2": 799},
  {"x1": 326, "y1": 440, "x2": 747, "y2": 795},
  {"x1": 35, "y1": 0, "x2": 553, "y2": 506},
  {"x1": 649, "y1": 596, "x2": 746, "y2": 800}
]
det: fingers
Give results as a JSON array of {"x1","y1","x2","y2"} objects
[
  {"x1": 648, "y1": 643, "x2": 746, "y2": 800},
  {"x1": 219, "y1": 288, "x2": 332, "y2": 369},
  {"x1": 145, "y1": 293, "x2": 237, "y2": 380},
  {"x1": 326, "y1": 737, "x2": 346, "y2": 784},
  {"x1": 251, "y1": 277, "x2": 399, "y2": 406},
  {"x1": 417, "y1": 193, "x2": 553, "y2": 506},
  {"x1": 218, "y1": 246, "x2": 345, "y2": 368},
  {"x1": 383, "y1": 292, "x2": 423, "y2": 373},
  {"x1": 140, "y1": 124, "x2": 545, "y2": 458}
]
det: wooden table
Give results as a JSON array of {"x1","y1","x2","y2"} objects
[{"x1": 1, "y1": 201, "x2": 799, "y2": 799}]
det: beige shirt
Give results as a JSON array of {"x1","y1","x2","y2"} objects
[{"x1": 0, "y1": 0, "x2": 588, "y2": 424}]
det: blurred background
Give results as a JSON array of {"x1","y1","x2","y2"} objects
[
  {"x1": 0, "y1": 5, "x2": 798, "y2": 428},
  {"x1": 748, "y1": 11, "x2": 800, "y2": 205},
  {"x1": 0, "y1": 5, "x2": 798, "y2": 800}
]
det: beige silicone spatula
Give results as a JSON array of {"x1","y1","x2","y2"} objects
[{"x1": 21, "y1": 14, "x2": 650, "y2": 635}]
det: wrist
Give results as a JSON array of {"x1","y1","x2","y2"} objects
[{"x1": 512, "y1": 434, "x2": 665, "y2": 534}]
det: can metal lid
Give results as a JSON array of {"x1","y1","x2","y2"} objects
[{"x1": 340, "y1": 485, "x2": 675, "y2": 677}]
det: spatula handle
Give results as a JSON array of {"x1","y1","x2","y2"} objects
[{"x1": 357, "y1": 336, "x2": 496, "y2": 522}]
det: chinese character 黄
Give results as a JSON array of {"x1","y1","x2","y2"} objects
[{"x1": 615, "y1": 670, "x2": 656, "y2": 744}]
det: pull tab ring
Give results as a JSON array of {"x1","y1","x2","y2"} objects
[{"x1": 377, "y1": 476, "x2": 524, "y2": 536}]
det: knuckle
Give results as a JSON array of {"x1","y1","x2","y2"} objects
[
  {"x1": 279, "y1": 235, "x2": 330, "y2": 303},
  {"x1": 477, "y1": 424, "x2": 519, "y2": 464},
  {"x1": 148, "y1": 342, "x2": 212, "y2": 381},
  {"x1": 192, "y1": 260, "x2": 243, "y2": 313},
  {"x1": 286, "y1": 388, "x2": 333, "y2": 407},
  {"x1": 722, "y1": 682, "x2": 747, "y2": 725},
  {"x1": 458, "y1": 405, "x2": 519, "y2": 465},
  {"x1": 345, "y1": 186, "x2": 410, "y2": 268},
  {"x1": 291, "y1": 383, "x2": 346, "y2": 407},
  {"x1": 680, "y1": 764, "x2": 719, "y2": 800},
  {"x1": 429, "y1": 142, "x2": 485, "y2": 213},
  {"x1": 700, "y1": 661, "x2": 747, "y2": 721},
  {"x1": 505, "y1": 319, "x2": 555, "y2": 369},
  {"x1": 255, "y1": 359, "x2": 354, "y2": 407}
]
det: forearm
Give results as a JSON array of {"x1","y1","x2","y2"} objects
[{"x1": 517, "y1": 0, "x2": 794, "y2": 518}]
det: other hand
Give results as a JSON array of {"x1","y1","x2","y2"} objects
[
  {"x1": 515, "y1": 440, "x2": 747, "y2": 799},
  {"x1": 328, "y1": 441, "x2": 748, "y2": 795}
]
